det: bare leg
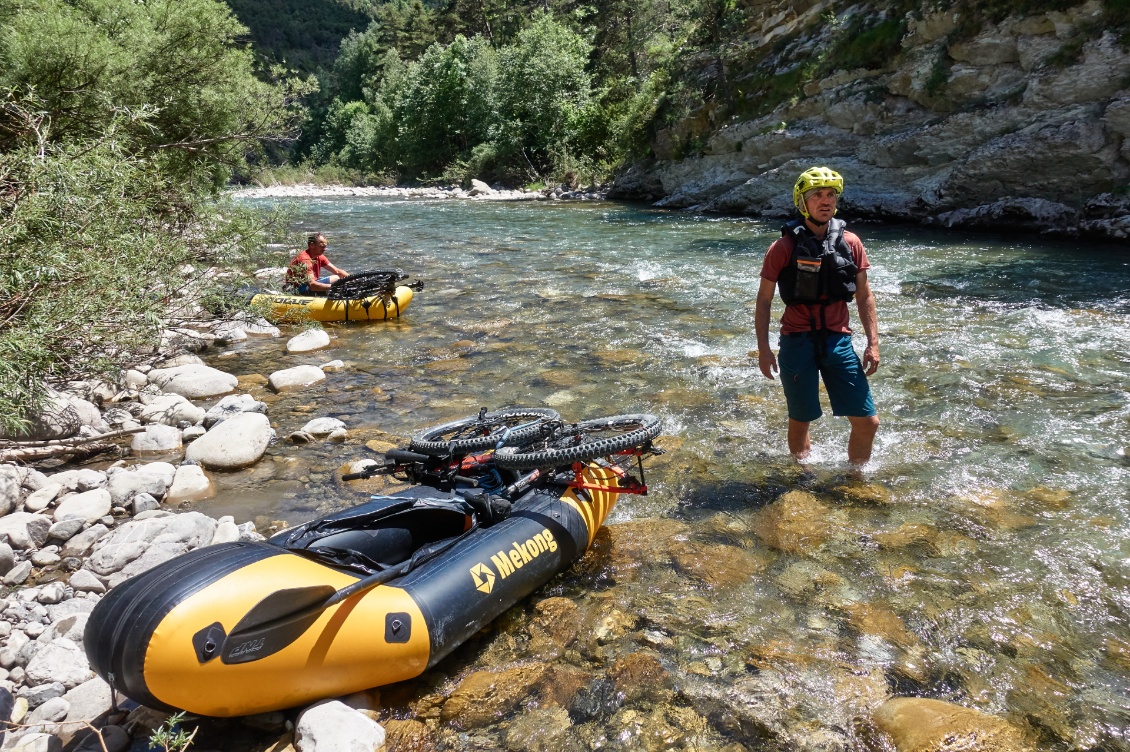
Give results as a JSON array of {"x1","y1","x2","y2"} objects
[
  {"x1": 847, "y1": 415, "x2": 880, "y2": 465},
  {"x1": 787, "y1": 418, "x2": 811, "y2": 461}
]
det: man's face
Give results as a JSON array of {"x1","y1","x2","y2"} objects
[
  {"x1": 310, "y1": 238, "x2": 328, "y2": 256},
  {"x1": 804, "y1": 188, "x2": 838, "y2": 223}
]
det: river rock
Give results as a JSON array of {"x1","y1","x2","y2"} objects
[
  {"x1": 130, "y1": 424, "x2": 183, "y2": 455},
  {"x1": 212, "y1": 320, "x2": 248, "y2": 344},
  {"x1": 23, "y1": 484, "x2": 61, "y2": 514},
  {"x1": 268, "y1": 365, "x2": 326, "y2": 392},
  {"x1": 121, "y1": 369, "x2": 148, "y2": 391},
  {"x1": 286, "y1": 329, "x2": 331, "y2": 353},
  {"x1": 504, "y1": 707, "x2": 572, "y2": 752},
  {"x1": 0, "y1": 467, "x2": 20, "y2": 516},
  {"x1": 184, "y1": 412, "x2": 274, "y2": 470},
  {"x1": 469, "y1": 179, "x2": 494, "y2": 195},
  {"x1": 133, "y1": 462, "x2": 176, "y2": 486},
  {"x1": 38, "y1": 615, "x2": 87, "y2": 646},
  {"x1": 129, "y1": 493, "x2": 158, "y2": 515},
  {"x1": 105, "y1": 469, "x2": 167, "y2": 507},
  {"x1": 754, "y1": 490, "x2": 846, "y2": 554},
  {"x1": 441, "y1": 663, "x2": 551, "y2": 728},
  {"x1": 608, "y1": 652, "x2": 672, "y2": 704},
  {"x1": 53, "y1": 489, "x2": 111, "y2": 525},
  {"x1": 153, "y1": 351, "x2": 206, "y2": 369},
  {"x1": 46, "y1": 518, "x2": 84, "y2": 543},
  {"x1": 165, "y1": 465, "x2": 215, "y2": 504},
  {"x1": 48, "y1": 470, "x2": 106, "y2": 493},
  {"x1": 24, "y1": 639, "x2": 92, "y2": 690},
  {"x1": 147, "y1": 365, "x2": 238, "y2": 399},
  {"x1": 26, "y1": 695, "x2": 69, "y2": 725},
  {"x1": 0, "y1": 393, "x2": 106, "y2": 442},
  {"x1": 137, "y1": 394, "x2": 205, "y2": 427},
  {"x1": 301, "y1": 418, "x2": 346, "y2": 437},
  {"x1": 203, "y1": 393, "x2": 268, "y2": 428},
  {"x1": 0, "y1": 513, "x2": 51, "y2": 550},
  {"x1": 86, "y1": 512, "x2": 217, "y2": 586},
  {"x1": 669, "y1": 539, "x2": 768, "y2": 588},
  {"x1": 5, "y1": 732, "x2": 62, "y2": 752},
  {"x1": 294, "y1": 699, "x2": 385, "y2": 752},
  {"x1": 241, "y1": 319, "x2": 282, "y2": 338},
  {"x1": 381, "y1": 720, "x2": 433, "y2": 752},
  {"x1": 60, "y1": 677, "x2": 112, "y2": 729},
  {"x1": 527, "y1": 597, "x2": 580, "y2": 656},
  {"x1": 211, "y1": 516, "x2": 239, "y2": 545},
  {"x1": 872, "y1": 697, "x2": 1032, "y2": 751},
  {"x1": 0, "y1": 542, "x2": 14, "y2": 575},
  {"x1": 59, "y1": 525, "x2": 108, "y2": 558},
  {"x1": 67, "y1": 570, "x2": 105, "y2": 594},
  {"x1": 3, "y1": 561, "x2": 32, "y2": 586}
]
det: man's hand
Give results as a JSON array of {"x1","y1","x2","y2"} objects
[
  {"x1": 862, "y1": 343, "x2": 880, "y2": 375},
  {"x1": 758, "y1": 349, "x2": 779, "y2": 380}
]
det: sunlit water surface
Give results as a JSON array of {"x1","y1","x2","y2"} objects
[{"x1": 201, "y1": 197, "x2": 1130, "y2": 750}]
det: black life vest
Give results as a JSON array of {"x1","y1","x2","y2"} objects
[{"x1": 776, "y1": 218, "x2": 857, "y2": 306}]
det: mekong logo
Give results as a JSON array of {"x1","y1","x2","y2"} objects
[
  {"x1": 469, "y1": 562, "x2": 495, "y2": 594},
  {"x1": 468, "y1": 527, "x2": 560, "y2": 596}
]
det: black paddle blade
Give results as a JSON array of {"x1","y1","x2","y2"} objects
[{"x1": 220, "y1": 585, "x2": 335, "y2": 665}]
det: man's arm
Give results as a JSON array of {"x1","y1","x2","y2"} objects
[
  {"x1": 855, "y1": 270, "x2": 879, "y2": 375},
  {"x1": 754, "y1": 277, "x2": 778, "y2": 379},
  {"x1": 323, "y1": 258, "x2": 349, "y2": 277}
]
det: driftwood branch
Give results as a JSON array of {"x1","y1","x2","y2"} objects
[{"x1": 0, "y1": 426, "x2": 144, "y2": 463}]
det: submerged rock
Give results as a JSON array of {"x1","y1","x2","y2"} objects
[{"x1": 871, "y1": 697, "x2": 1032, "y2": 751}]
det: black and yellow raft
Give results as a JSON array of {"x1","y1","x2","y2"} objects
[
  {"x1": 83, "y1": 411, "x2": 660, "y2": 717},
  {"x1": 250, "y1": 269, "x2": 423, "y2": 323}
]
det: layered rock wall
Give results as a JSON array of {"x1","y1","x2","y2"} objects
[{"x1": 612, "y1": 0, "x2": 1130, "y2": 239}]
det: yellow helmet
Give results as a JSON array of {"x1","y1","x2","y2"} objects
[{"x1": 793, "y1": 166, "x2": 843, "y2": 217}]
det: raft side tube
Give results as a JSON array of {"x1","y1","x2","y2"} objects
[
  {"x1": 398, "y1": 467, "x2": 618, "y2": 668},
  {"x1": 83, "y1": 542, "x2": 286, "y2": 711}
]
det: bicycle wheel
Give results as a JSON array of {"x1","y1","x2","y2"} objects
[
  {"x1": 408, "y1": 407, "x2": 561, "y2": 456},
  {"x1": 326, "y1": 270, "x2": 406, "y2": 301},
  {"x1": 493, "y1": 414, "x2": 661, "y2": 470}
]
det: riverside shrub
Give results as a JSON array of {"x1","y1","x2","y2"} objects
[{"x1": 0, "y1": 0, "x2": 305, "y2": 435}]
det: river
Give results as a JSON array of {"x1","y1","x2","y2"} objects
[{"x1": 207, "y1": 195, "x2": 1130, "y2": 750}]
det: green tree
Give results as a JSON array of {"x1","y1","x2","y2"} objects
[
  {"x1": 1, "y1": 0, "x2": 310, "y2": 187},
  {"x1": 0, "y1": 0, "x2": 304, "y2": 434},
  {"x1": 395, "y1": 35, "x2": 498, "y2": 176},
  {"x1": 494, "y1": 13, "x2": 593, "y2": 176}
]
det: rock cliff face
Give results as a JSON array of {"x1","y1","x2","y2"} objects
[{"x1": 611, "y1": 0, "x2": 1130, "y2": 239}]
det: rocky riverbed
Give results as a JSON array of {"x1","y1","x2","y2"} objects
[{"x1": 0, "y1": 305, "x2": 1055, "y2": 752}]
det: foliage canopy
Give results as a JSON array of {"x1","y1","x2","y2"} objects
[{"x1": 0, "y1": 0, "x2": 305, "y2": 435}]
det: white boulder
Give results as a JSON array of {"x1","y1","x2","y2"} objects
[{"x1": 184, "y1": 413, "x2": 274, "y2": 470}]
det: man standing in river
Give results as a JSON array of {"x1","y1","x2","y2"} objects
[{"x1": 754, "y1": 166, "x2": 880, "y2": 465}]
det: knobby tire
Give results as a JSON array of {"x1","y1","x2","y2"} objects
[
  {"x1": 408, "y1": 408, "x2": 561, "y2": 456},
  {"x1": 493, "y1": 413, "x2": 661, "y2": 470}
]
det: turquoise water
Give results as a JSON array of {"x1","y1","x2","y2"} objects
[{"x1": 214, "y1": 197, "x2": 1130, "y2": 750}]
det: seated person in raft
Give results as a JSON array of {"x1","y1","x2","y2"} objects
[{"x1": 285, "y1": 233, "x2": 349, "y2": 296}]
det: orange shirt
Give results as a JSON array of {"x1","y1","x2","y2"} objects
[{"x1": 759, "y1": 230, "x2": 869, "y2": 335}]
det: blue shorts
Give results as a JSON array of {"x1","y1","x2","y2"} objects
[
  {"x1": 297, "y1": 275, "x2": 333, "y2": 296},
  {"x1": 778, "y1": 331, "x2": 875, "y2": 422}
]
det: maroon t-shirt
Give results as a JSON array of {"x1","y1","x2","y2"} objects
[{"x1": 759, "y1": 231, "x2": 869, "y2": 334}]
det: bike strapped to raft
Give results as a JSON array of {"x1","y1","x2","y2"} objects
[
  {"x1": 342, "y1": 408, "x2": 663, "y2": 510},
  {"x1": 326, "y1": 269, "x2": 425, "y2": 316}
]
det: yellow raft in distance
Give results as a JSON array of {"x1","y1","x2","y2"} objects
[{"x1": 250, "y1": 285, "x2": 414, "y2": 323}]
